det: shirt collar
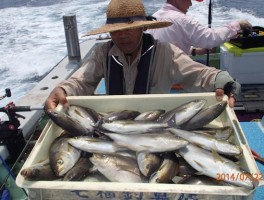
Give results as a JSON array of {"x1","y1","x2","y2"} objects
[
  {"x1": 163, "y1": 3, "x2": 185, "y2": 14},
  {"x1": 109, "y1": 41, "x2": 143, "y2": 62}
]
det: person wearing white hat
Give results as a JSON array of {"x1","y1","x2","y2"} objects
[
  {"x1": 45, "y1": 0, "x2": 240, "y2": 110},
  {"x1": 147, "y1": 0, "x2": 252, "y2": 56}
]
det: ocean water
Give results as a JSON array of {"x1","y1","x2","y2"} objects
[{"x1": 0, "y1": 0, "x2": 264, "y2": 107}]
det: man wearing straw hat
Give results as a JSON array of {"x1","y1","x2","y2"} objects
[{"x1": 45, "y1": 0, "x2": 240, "y2": 110}]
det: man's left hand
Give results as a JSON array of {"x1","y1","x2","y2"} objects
[{"x1": 215, "y1": 88, "x2": 235, "y2": 108}]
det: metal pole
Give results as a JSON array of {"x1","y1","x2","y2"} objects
[{"x1": 63, "y1": 15, "x2": 81, "y2": 62}]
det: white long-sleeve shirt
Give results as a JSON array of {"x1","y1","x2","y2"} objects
[
  {"x1": 58, "y1": 36, "x2": 222, "y2": 96},
  {"x1": 147, "y1": 3, "x2": 241, "y2": 54}
]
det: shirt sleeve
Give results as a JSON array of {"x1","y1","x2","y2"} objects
[
  {"x1": 57, "y1": 42, "x2": 107, "y2": 96},
  {"x1": 185, "y1": 16, "x2": 241, "y2": 49},
  {"x1": 153, "y1": 41, "x2": 222, "y2": 93}
]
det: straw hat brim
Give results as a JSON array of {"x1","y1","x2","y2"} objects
[{"x1": 82, "y1": 20, "x2": 172, "y2": 37}]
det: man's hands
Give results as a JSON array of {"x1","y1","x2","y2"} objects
[
  {"x1": 44, "y1": 87, "x2": 69, "y2": 110},
  {"x1": 238, "y1": 20, "x2": 253, "y2": 34},
  {"x1": 214, "y1": 71, "x2": 241, "y2": 108},
  {"x1": 215, "y1": 88, "x2": 236, "y2": 108}
]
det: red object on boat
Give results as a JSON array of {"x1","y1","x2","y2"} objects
[{"x1": 171, "y1": 84, "x2": 183, "y2": 90}]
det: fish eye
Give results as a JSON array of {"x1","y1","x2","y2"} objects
[{"x1": 57, "y1": 159, "x2": 64, "y2": 165}]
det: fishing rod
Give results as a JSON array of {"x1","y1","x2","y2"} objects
[
  {"x1": 0, "y1": 88, "x2": 44, "y2": 132},
  {"x1": 206, "y1": 0, "x2": 213, "y2": 66}
]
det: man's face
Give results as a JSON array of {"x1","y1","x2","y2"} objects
[{"x1": 110, "y1": 28, "x2": 143, "y2": 55}]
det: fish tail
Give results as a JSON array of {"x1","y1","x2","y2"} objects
[
  {"x1": 94, "y1": 118, "x2": 104, "y2": 128},
  {"x1": 241, "y1": 168, "x2": 259, "y2": 189}
]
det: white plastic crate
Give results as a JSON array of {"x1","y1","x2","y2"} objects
[
  {"x1": 220, "y1": 44, "x2": 264, "y2": 84},
  {"x1": 16, "y1": 93, "x2": 263, "y2": 200}
]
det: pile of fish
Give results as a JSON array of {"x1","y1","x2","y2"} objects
[{"x1": 20, "y1": 99, "x2": 259, "y2": 190}]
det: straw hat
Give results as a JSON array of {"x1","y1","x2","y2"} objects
[{"x1": 83, "y1": 0, "x2": 172, "y2": 36}]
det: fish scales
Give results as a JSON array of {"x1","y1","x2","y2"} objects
[
  {"x1": 68, "y1": 136, "x2": 127, "y2": 154},
  {"x1": 103, "y1": 110, "x2": 141, "y2": 121},
  {"x1": 169, "y1": 128, "x2": 242, "y2": 156},
  {"x1": 105, "y1": 131, "x2": 189, "y2": 152},
  {"x1": 90, "y1": 153, "x2": 144, "y2": 183},
  {"x1": 98, "y1": 120, "x2": 170, "y2": 134},
  {"x1": 135, "y1": 109, "x2": 165, "y2": 121}
]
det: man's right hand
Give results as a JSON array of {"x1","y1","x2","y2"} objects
[
  {"x1": 44, "y1": 87, "x2": 68, "y2": 111},
  {"x1": 238, "y1": 20, "x2": 253, "y2": 34}
]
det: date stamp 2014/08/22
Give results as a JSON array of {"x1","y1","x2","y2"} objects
[{"x1": 216, "y1": 173, "x2": 263, "y2": 181}]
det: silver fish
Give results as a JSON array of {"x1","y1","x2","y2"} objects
[
  {"x1": 20, "y1": 159, "x2": 57, "y2": 181},
  {"x1": 194, "y1": 126, "x2": 234, "y2": 141},
  {"x1": 49, "y1": 135, "x2": 81, "y2": 177},
  {"x1": 177, "y1": 157, "x2": 197, "y2": 177},
  {"x1": 98, "y1": 120, "x2": 169, "y2": 134},
  {"x1": 90, "y1": 153, "x2": 144, "y2": 183},
  {"x1": 105, "y1": 131, "x2": 189, "y2": 153},
  {"x1": 177, "y1": 144, "x2": 259, "y2": 189},
  {"x1": 62, "y1": 157, "x2": 93, "y2": 181},
  {"x1": 169, "y1": 128, "x2": 242, "y2": 156},
  {"x1": 176, "y1": 175, "x2": 229, "y2": 186},
  {"x1": 149, "y1": 152, "x2": 179, "y2": 183},
  {"x1": 67, "y1": 105, "x2": 100, "y2": 132},
  {"x1": 115, "y1": 150, "x2": 137, "y2": 160},
  {"x1": 46, "y1": 109, "x2": 91, "y2": 136},
  {"x1": 180, "y1": 101, "x2": 228, "y2": 130},
  {"x1": 67, "y1": 136, "x2": 127, "y2": 154},
  {"x1": 83, "y1": 173, "x2": 110, "y2": 182},
  {"x1": 134, "y1": 110, "x2": 165, "y2": 121},
  {"x1": 103, "y1": 110, "x2": 140, "y2": 121},
  {"x1": 137, "y1": 152, "x2": 162, "y2": 177},
  {"x1": 157, "y1": 99, "x2": 207, "y2": 127}
]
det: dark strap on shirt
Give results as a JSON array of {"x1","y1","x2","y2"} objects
[{"x1": 107, "y1": 33, "x2": 156, "y2": 95}]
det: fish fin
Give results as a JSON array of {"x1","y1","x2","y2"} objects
[
  {"x1": 172, "y1": 176, "x2": 189, "y2": 184},
  {"x1": 211, "y1": 150, "x2": 225, "y2": 163},
  {"x1": 193, "y1": 160, "x2": 207, "y2": 171},
  {"x1": 89, "y1": 165, "x2": 98, "y2": 173},
  {"x1": 149, "y1": 171, "x2": 157, "y2": 181},
  {"x1": 112, "y1": 143, "x2": 127, "y2": 151},
  {"x1": 72, "y1": 107, "x2": 85, "y2": 118},
  {"x1": 194, "y1": 171, "x2": 204, "y2": 176},
  {"x1": 94, "y1": 118, "x2": 104, "y2": 128},
  {"x1": 166, "y1": 116, "x2": 176, "y2": 128},
  {"x1": 117, "y1": 164, "x2": 140, "y2": 176},
  {"x1": 140, "y1": 150, "x2": 149, "y2": 154}
]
